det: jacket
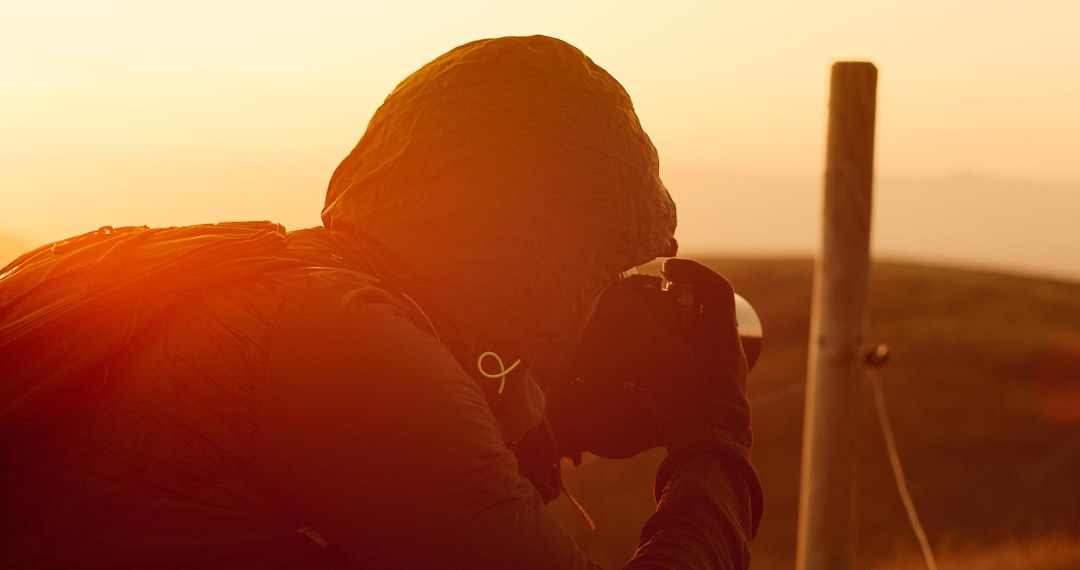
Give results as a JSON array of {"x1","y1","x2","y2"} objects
[{"x1": 0, "y1": 35, "x2": 759, "y2": 568}]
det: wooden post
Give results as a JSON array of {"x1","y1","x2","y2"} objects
[{"x1": 795, "y1": 61, "x2": 878, "y2": 570}]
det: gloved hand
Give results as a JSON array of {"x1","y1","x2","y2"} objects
[
  {"x1": 543, "y1": 258, "x2": 750, "y2": 460},
  {"x1": 651, "y1": 258, "x2": 751, "y2": 448}
]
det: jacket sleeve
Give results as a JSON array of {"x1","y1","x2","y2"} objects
[
  {"x1": 253, "y1": 273, "x2": 600, "y2": 569},
  {"x1": 626, "y1": 431, "x2": 763, "y2": 569}
]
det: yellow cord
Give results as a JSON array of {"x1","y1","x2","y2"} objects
[{"x1": 476, "y1": 351, "x2": 521, "y2": 394}]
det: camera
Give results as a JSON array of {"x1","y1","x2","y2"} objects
[
  {"x1": 618, "y1": 272, "x2": 762, "y2": 371},
  {"x1": 536, "y1": 265, "x2": 763, "y2": 462}
]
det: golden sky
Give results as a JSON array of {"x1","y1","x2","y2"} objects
[{"x1": 3, "y1": 1, "x2": 1078, "y2": 279}]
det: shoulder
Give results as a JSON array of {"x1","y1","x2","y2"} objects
[{"x1": 264, "y1": 266, "x2": 472, "y2": 412}]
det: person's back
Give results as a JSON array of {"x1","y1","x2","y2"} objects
[{"x1": 0, "y1": 227, "x2": 352, "y2": 567}]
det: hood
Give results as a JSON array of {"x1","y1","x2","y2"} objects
[{"x1": 322, "y1": 35, "x2": 677, "y2": 439}]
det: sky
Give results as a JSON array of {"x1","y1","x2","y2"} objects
[{"x1": 2, "y1": 1, "x2": 1078, "y2": 281}]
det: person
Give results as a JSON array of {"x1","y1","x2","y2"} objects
[{"x1": 0, "y1": 35, "x2": 761, "y2": 568}]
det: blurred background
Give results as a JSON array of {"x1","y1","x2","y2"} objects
[
  {"x1": 3, "y1": 1, "x2": 1077, "y2": 279},
  {"x1": 3, "y1": 2, "x2": 1078, "y2": 568}
]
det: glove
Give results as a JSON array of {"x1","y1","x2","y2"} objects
[{"x1": 652, "y1": 258, "x2": 751, "y2": 448}]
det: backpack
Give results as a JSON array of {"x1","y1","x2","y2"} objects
[{"x1": 0, "y1": 221, "x2": 303, "y2": 430}]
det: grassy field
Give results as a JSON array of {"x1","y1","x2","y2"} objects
[{"x1": 550, "y1": 257, "x2": 1080, "y2": 569}]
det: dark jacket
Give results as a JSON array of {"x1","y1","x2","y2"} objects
[{"x1": 1, "y1": 35, "x2": 758, "y2": 568}]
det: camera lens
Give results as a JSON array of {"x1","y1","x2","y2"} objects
[{"x1": 735, "y1": 293, "x2": 762, "y2": 370}]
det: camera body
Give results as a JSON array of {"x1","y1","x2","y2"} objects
[
  {"x1": 620, "y1": 272, "x2": 763, "y2": 371},
  {"x1": 537, "y1": 265, "x2": 763, "y2": 461}
]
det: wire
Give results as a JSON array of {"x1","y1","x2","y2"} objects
[
  {"x1": 751, "y1": 382, "x2": 805, "y2": 407},
  {"x1": 754, "y1": 344, "x2": 937, "y2": 568},
  {"x1": 867, "y1": 365, "x2": 938, "y2": 570}
]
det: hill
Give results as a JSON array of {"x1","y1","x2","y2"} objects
[{"x1": 549, "y1": 258, "x2": 1080, "y2": 569}]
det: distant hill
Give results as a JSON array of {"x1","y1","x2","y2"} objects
[{"x1": 550, "y1": 258, "x2": 1080, "y2": 569}]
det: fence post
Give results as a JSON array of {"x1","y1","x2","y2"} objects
[{"x1": 795, "y1": 61, "x2": 878, "y2": 570}]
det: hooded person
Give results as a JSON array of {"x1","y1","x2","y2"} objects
[{"x1": 0, "y1": 35, "x2": 761, "y2": 568}]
